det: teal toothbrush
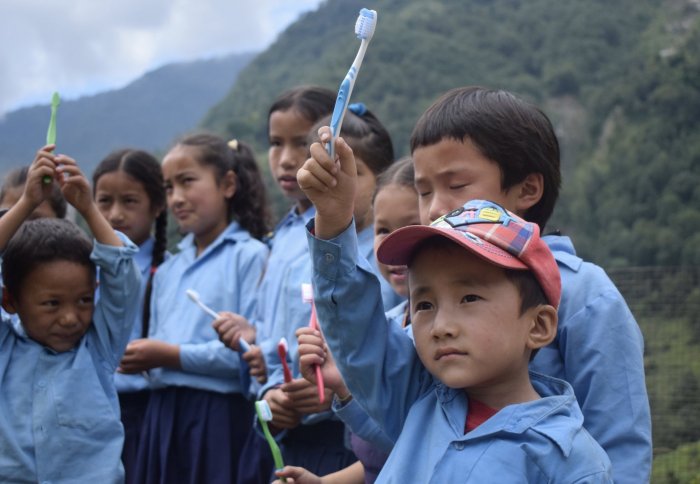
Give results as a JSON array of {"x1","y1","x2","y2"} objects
[
  {"x1": 255, "y1": 400, "x2": 286, "y2": 481},
  {"x1": 44, "y1": 92, "x2": 61, "y2": 183}
]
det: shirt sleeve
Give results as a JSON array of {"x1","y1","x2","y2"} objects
[
  {"x1": 179, "y1": 242, "x2": 268, "y2": 378},
  {"x1": 308, "y1": 219, "x2": 429, "y2": 442},
  {"x1": 90, "y1": 233, "x2": 141, "y2": 370},
  {"x1": 332, "y1": 397, "x2": 394, "y2": 453}
]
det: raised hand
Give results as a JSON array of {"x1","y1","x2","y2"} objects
[{"x1": 297, "y1": 127, "x2": 358, "y2": 239}]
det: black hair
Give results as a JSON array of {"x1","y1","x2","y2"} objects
[
  {"x1": 267, "y1": 85, "x2": 336, "y2": 132},
  {"x1": 2, "y1": 218, "x2": 94, "y2": 298},
  {"x1": 309, "y1": 106, "x2": 395, "y2": 177},
  {"x1": 175, "y1": 134, "x2": 270, "y2": 241},
  {"x1": 374, "y1": 156, "x2": 415, "y2": 203},
  {"x1": 92, "y1": 149, "x2": 167, "y2": 337},
  {"x1": 410, "y1": 86, "x2": 561, "y2": 230},
  {"x1": 0, "y1": 166, "x2": 67, "y2": 218}
]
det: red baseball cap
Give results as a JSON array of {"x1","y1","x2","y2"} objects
[{"x1": 377, "y1": 200, "x2": 561, "y2": 308}]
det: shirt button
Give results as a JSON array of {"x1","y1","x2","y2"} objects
[
  {"x1": 324, "y1": 253, "x2": 335, "y2": 263},
  {"x1": 454, "y1": 441, "x2": 465, "y2": 451},
  {"x1": 37, "y1": 380, "x2": 46, "y2": 388}
]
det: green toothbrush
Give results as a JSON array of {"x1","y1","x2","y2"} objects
[
  {"x1": 255, "y1": 400, "x2": 286, "y2": 481},
  {"x1": 44, "y1": 92, "x2": 61, "y2": 184}
]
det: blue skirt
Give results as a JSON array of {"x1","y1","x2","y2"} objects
[
  {"x1": 119, "y1": 390, "x2": 151, "y2": 484},
  {"x1": 133, "y1": 387, "x2": 253, "y2": 484},
  {"x1": 280, "y1": 420, "x2": 357, "y2": 478}
]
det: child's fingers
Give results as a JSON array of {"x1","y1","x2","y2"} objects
[
  {"x1": 309, "y1": 139, "x2": 339, "y2": 174},
  {"x1": 332, "y1": 136, "x2": 356, "y2": 178}
]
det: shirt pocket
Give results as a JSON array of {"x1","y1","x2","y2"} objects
[{"x1": 51, "y1": 368, "x2": 116, "y2": 430}]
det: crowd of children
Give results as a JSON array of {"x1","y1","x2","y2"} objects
[{"x1": 0, "y1": 84, "x2": 651, "y2": 483}]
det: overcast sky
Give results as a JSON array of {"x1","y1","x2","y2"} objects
[{"x1": 0, "y1": 0, "x2": 324, "y2": 116}]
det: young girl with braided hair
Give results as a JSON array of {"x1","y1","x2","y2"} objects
[{"x1": 93, "y1": 148, "x2": 168, "y2": 482}]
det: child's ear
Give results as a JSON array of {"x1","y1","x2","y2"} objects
[
  {"x1": 222, "y1": 170, "x2": 237, "y2": 199},
  {"x1": 1, "y1": 287, "x2": 18, "y2": 314},
  {"x1": 526, "y1": 304, "x2": 557, "y2": 350},
  {"x1": 513, "y1": 173, "x2": 544, "y2": 214}
]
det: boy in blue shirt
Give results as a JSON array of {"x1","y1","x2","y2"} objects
[
  {"x1": 299, "y1": 86, "x2": 651, "y2": 483},
  {"x1": 296, "y1": 194, "x2": 613, "y2": 481},
  {"x1": 0, "y1": 146, "x2": 140, "y2": 483}
]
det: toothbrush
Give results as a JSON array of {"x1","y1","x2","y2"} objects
[
  {"x1": 327, "y1": 8, "x2": 377, "y2": 159},
  {"x1": 302, "y1": 283, "x2": 325, "y2": 403},
  {"x1": 277, "y1": 337, "x2": 293, "y2": 383},
  {"x1": 186, "y1": 289, "x2": 251, "y2": 353},
  {"x1": 44, "y1": 92, "x2": 61, "y2": 184},
  {"x1": 255, "y1": 400, "x2": 286, "y2": 481}
]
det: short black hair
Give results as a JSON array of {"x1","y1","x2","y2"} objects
[
  {"x1": 410, "y1": 86, "x2": 561, "y2": 230},
  {"x1": 2, "y1": 218, "x2": 94, "y2": 298}
]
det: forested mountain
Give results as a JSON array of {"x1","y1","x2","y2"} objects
[
  {"x1": 201, "y1": 0, "x2": 700, "y2": 269},
  {"x1": 0, "y1": 52, "x2": 256, "y2": 176}
]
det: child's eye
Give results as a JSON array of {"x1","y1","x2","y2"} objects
[
  {"x1": 461, "y1": 294, "x2": 481, "y2": 303},
  {"x1": 96, "y1": 198, "x2": 111, "y2": 207},
  {"x1": 41, "y1": 299, "x2": 60, "y2": 308},
  {"x1": 374, "y1": 227, "x2": 390, "y2": 236},
  {"x1": 269, "y1": 139, "x2": 281, "y2": 148},
  {"x1": 414, "y1": 301, "x2": 433, "y2": 312},
  {"x1": 418, "y1": 191, "x2": 432, "y2": 198},
  {"x1": 78, "y1": 297, "x2": 94, "y2": 307},
  {"x1": 449, "y1": 184, "x2": 467, "y2": 191},
  {"x1": 124, "y1": 198, "x2": 139, "y2": 205}
]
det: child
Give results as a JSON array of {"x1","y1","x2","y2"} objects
[
  {"x1": 276, "y1": 157, "x2": 419, "y2": 484},
  {"x1": 258, "y1": 103, "x2": 395, "y2": 479},
  {"x1": 300, "y1": 87, "x2": 651, "y2": 483},
  {"x1": 0, "y1": 146, "x2": 141, "y2": 482},
  {"x1": 92, "y1": 148, "x2": 168, "y2": 482},
  {"x1": 0, "y1": 164, "x2": 67, "y2": 219},
  {"x1": 223, "y1": 85, "x2": 336, "y2": 484},
  {"x1": 120, "y1": 133, "x2": 270, "y2": 484},
  {"x1": 302, "y1": 149, "x2": 614, "y2": 479}
]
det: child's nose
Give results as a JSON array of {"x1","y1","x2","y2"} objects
[
  {"x1": 279, "y1": 147, "x2": 300, "y2": 170},
  {"x1": 58, "y1": 309, "x2": 80, "y2": 328},
  {"x1": 430, "y1": 309, "x2": 457, "y2": 339},
  {"x1": 109, "y1": 204, "x2": 124, "y2": 223},
  {"x1": 429, "y1": 194, "x2": 455, "y2": 224}
]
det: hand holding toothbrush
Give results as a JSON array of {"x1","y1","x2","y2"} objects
[
  {"x1": 296, "y1": 326, "x2": 350, "y2": 403},
  {"x1": 298, "y1": 127, "x2": 357, "y2": 240}
]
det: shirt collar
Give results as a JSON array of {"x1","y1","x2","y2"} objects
[
  {"x1": 177, "y1": 220, "x2": 249, "y2": 256},
  {"x1": 436, "y1": 371, "x2": 582, "y2": 456}
]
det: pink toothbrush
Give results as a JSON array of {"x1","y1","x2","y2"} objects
[{"x1": 302, "y1": 283, "x2": 325, "y2": 403}]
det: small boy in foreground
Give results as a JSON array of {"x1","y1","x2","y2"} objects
[
  {"x1": 305, "y1": 198, "x2": 612, "y2": 482},
  {"x1": 0, "y1": 146, "x2": 140, "y2": 482}
]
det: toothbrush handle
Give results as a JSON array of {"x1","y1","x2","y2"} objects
[
  {"x1": 327, "y1": 74, "x2": 354, "y2": 159},
  {"x1": 197, "y1": 301, "x2": 220, "y2": 320},
  {"x1": 309, "y1": 303, "x2": 325, "y2": 403}
]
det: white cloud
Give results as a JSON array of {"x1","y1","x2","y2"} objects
[{"x1": 0, "y1": 0, "x2": 323, "y2": 115}]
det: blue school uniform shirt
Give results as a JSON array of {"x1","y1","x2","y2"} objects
[
  {"x1": 0, "y1": 235, "x2": 140, "y2": 484},
  {"x1": 113, "y1": 237, "x2": 168, "y2": 393},
  {"x1": 258, "y1": 223, "x2": 377, "y2": 420},
  {"x1": 306, "y1": 223, "x2": 612, "y2": 482},
  {"x1": 146, "y1": 221, "x2": 268, "y2": 395},
  {"x1": 306, "y1": 220, "x2": 643, "y2": 483},
  {"x1": 533, "y1": 234, "x2": 652, "y2": 483}
]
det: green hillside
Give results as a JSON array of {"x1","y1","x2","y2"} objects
[{"x1": 202, "y1": 0, "x2": 699, "y2": 269}]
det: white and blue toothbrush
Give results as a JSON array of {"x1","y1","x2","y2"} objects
[{"x1": 327, "y1": 8, "x2": 377, "y2": 159}]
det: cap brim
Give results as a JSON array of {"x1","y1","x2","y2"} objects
[{"x1": 377, "y1": 225, "x2": 529, "y2": 271}]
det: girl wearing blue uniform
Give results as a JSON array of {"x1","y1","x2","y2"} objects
[
  {"x1": 92, "y1": 149, "x2": 168, "y2": 483},
  {"x1": 258, "y1": 104, "x2": 396, "y2": 479},
  {"x1": 277, "y1": 158, "x2": 420, "y2": 484},
  {"x1": 120, "y1": 134, "x2": 270, "y2": 484},
  {"x1": 227, "y1": 85, "x2": 336, "y2": 484}
]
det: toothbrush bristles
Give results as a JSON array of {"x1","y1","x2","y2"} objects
[{"x1": 355, "y1": 8, "x2": 377, "y2": 40}]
